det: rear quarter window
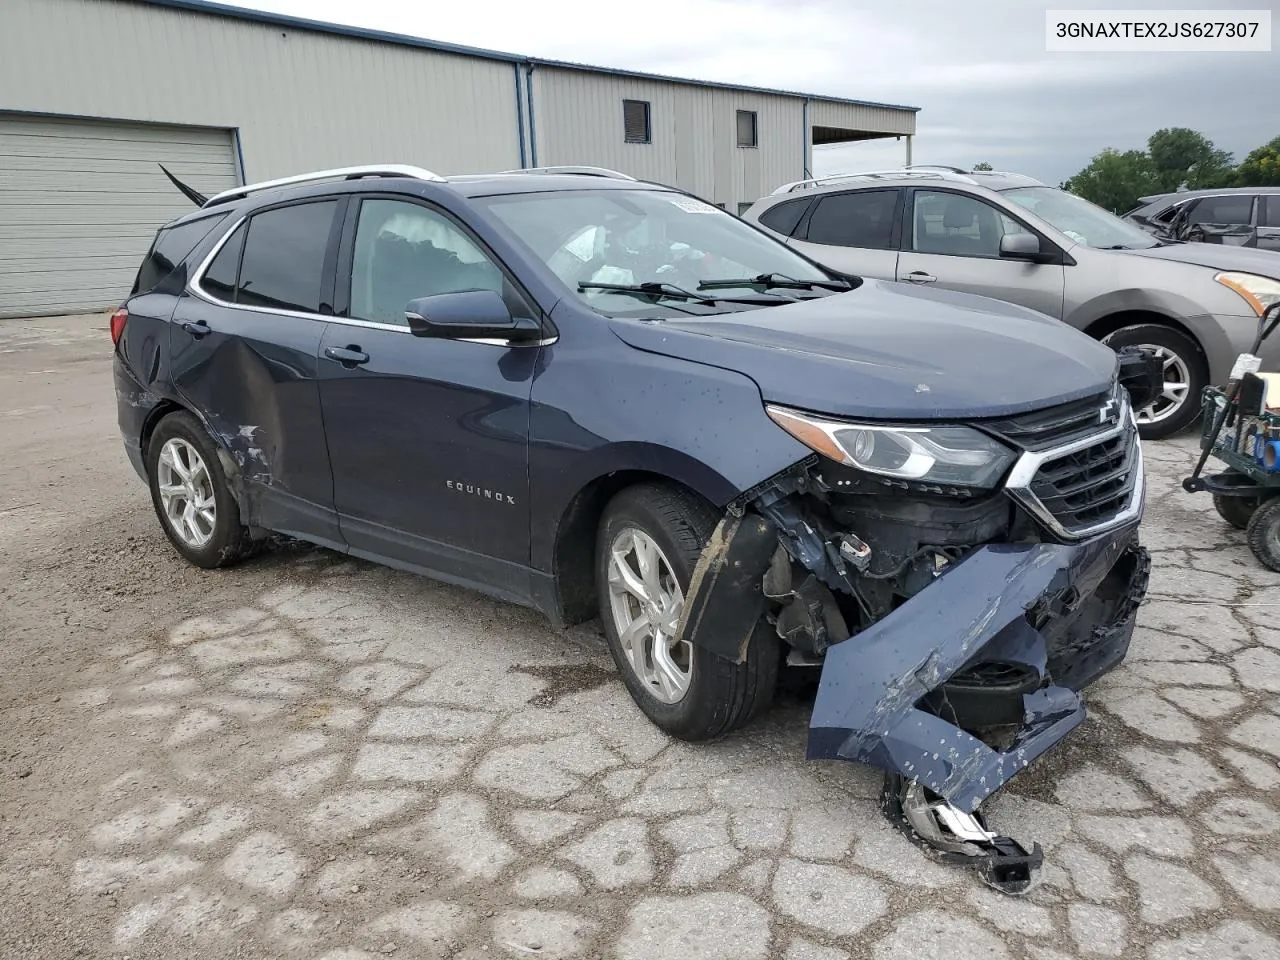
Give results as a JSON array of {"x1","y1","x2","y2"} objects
[
  {"x1": 131, "y1": 213, "x2": 229, "y2": 295},
  {"x1": 758, "y1": 198, "x2": 811, "y2": 237}
]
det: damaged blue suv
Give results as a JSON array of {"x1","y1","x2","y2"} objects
[{"x1": 115, "y1": 164, "x2": 1159, "y2": 889}]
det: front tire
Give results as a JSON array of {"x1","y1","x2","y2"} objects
[
  {"x1": 1246, "y1": 497, "x2": 1280, "y2": 573},
  {"x1": 596, "y1": 483, "x2": 778, "y2": 741},
  {"x1": 147, "y1": 411, "x2": 251, "y2": 569},
  {"x1": 1102, "y1": 324, "x2": 1207, "y2": 440}
]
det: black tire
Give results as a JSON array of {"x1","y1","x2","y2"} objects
[
  {"x1": 1102, "y1": 324, "x2": 1208, "y2": 440},
  {"x1": 1214, "y1": 492, "x2": 1261, "y2": 531},
  {"x1": 147, "y1": 411, "x2": 252, "y2": 569},
  {"x1": 596, "y1": 483, "x2": 778, "y2": 741},
  {"x1": 1246, "y1": 497, "x2": 1280, "y2": 573}
]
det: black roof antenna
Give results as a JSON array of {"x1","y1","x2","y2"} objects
[{"x1": 158, "y1": 163, "x2": 209, "y2": 206}]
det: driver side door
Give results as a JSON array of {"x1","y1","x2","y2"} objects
[
  {"x1": 895, "y1": 189, "x2": 1066, "y2": 320},
  {"x1": 316, "y1": 195, "x2": 545, "y2": 603}
]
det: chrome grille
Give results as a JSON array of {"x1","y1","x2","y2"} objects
[
  {"x1": 1003, "y1": 385, "x2": 1144, "y2": 540},
  {"x1": 982, "y1": 382, "x2": 1123, "y2": 451},
  {"x1": 1029, "y1": 425, "x2": 1141, "y2": 533}
]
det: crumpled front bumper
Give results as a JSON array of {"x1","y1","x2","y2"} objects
[{"x1": 808, "y1": 524, "x2": 1149, "y2": 812}]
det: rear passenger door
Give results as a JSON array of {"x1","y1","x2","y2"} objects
[
  {"x1": 895, "y1": 189, "x2": 1066, "y2": 319},
  {"x1": 1255, "y1": 197, "x2": 1280, "y2": 252},
  {"x1": 784, "y1": 189, "x2": 902, "y2": 279},
  {"x1": 1181, "y1": 194, "x2": 1257, "y2": 245},
  {"x1": 171, "y1": 197, "x2": 344, "y2": 548}
]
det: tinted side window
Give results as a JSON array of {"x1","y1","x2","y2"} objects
[
  {"x1": 132, "y1": 213, "x2": 228, "y2": 294},
  {"x1": 1190, "y1": 195, "x2": 1254, "y2": 225},
  {"x1": 806, "y1": 191, "x2": 898, "y2": 249},
  {"x1": 759, "y1": 198, "x2": 811, "y2": 237},
  {"x1": 910, "y1": 191, "x2": 1013, "y2": 258},
  {"x1": 1263, "y1": 197, "x2": 1280, "y2": 228},
  {"x1": 349, "y1": 199, "x2": 507, "y2": 327},
  {"x1": 201, "y1": 223, "x2": 246, "y2": 302},
  {"x1": 237, "y1": 201, "x2": 338, "y2": 314}
]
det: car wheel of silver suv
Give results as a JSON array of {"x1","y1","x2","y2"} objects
[{"x1": 1103, "y1": 324, "x2": 1207, "y2": 440}]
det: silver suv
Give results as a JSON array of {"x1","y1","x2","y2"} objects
[{"x1": 742, "y1": 166, "x2": 1280, "y2": 439}]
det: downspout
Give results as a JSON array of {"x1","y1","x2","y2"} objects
[
  {"x1": 525, "y1": 61, "x2": 539, "y2": 168},
  {"x1": 802, "y1": 98, "x2": 811, "y2": 179},
  {"x1": 513, "y1": 62, "x2": 528, "y2": 169}
]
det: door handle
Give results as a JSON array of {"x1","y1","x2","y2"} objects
[
  {"x1": 903, "y1": 272, "x2": 936, "y2": 284},
  {"x1": 324, "y1": 345, "x2": 370, "y2": 367},
  {"x1": 181, "y1": 320, "x2": 211, "y2": 339}
]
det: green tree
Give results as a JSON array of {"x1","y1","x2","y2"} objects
[
  {"x1": 1147, "y1": 127, "x2": 1234, "y2": 191},
  {"x1": 1062, "y1": 149, "x2": 1159, "y2": 213},
  {"x1": 1236, "y1": 135, "x2": 1280, "y2": 186},
  {"x1": 972, "y1": 161, "x2": 993, "y2": 171}
]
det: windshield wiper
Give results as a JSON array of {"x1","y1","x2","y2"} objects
[
  {"x1": 697, "y1": 273, "x2": 852, "y2": 292},
  {"x1": 578, "y1": 280, "x2": 798, "y2": 308},
  {"x1": 578, "y1": 281, "x2": 718, "y2": 304}
]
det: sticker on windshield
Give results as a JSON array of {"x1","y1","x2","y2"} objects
[{"x1": 668, "y1": 197, "x2": 721, "y2": 215}]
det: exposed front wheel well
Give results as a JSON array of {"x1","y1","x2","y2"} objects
[{"x1": 551, "y1": 471, "x2": 719, "y2": 627}]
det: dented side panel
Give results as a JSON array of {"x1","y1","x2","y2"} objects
[
  {"x1": 809, "y1": 532, "x2": 1146, "y2": 811},
  {"x1": 167, "y1": 291, "x2": 342, "y2": 547}
]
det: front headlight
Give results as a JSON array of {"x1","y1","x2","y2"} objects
[
  {"x1": 766, "y1": 405, "x2": 1016, "y2": 488},
  {"x1": 1215, "y1": 271, "x2": 1280, "y2": 317}
]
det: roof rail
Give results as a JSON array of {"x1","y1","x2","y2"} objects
[
  {"x1": 500, "y1": 165, "x2": 637, "y2": 180},
  {"x1": 770, "y1": 168, "x2": 979, "y2": 195},
  {"x1": 201, "y1": 164, "x2": 446, "y2": 207}
]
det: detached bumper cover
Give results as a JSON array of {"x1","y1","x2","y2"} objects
[{"x1": 808, "y1": 527, "x2": 1149, "y2": 812}]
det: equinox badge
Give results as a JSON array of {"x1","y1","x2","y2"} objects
[{"x1": 447, "y1": 480, "x2": 516, "y2": 505}]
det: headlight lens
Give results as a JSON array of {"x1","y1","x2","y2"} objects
[
  {"x1": 1215, "y1": 271, "x2": 1280, "y2": 317},
  {"x1": 766, "y1": 405, "x2": 1016, "y2": 488}
]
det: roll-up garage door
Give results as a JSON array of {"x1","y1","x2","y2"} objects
[{"x1": 0, "y1": 114, "x2": 240, "y2": 318}]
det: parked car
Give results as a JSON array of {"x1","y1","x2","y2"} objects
[
  {"x1": 114, "y1": 163, "x2": 1160, "y2": 844},
  {"x1": 742, "y1": 166, "x2": 1280, "y2": 439},
  {"x1": 1124, "y1": 185, "x2": 1280, "y2": 250}
]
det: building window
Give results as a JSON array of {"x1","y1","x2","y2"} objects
[
  {"x1": 736, "y1": 110, "x2": 758, "y2": 148},
  {"x1": 623, "y1": 100, "x2": 651, "y2": 144},
  {"x1": 737, "y1": 202, "x2": 754, "y2": 216}
]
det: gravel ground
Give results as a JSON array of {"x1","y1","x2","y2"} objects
[{"x1": 2, "y1": 313, "x2": 1278, "y2": 960}]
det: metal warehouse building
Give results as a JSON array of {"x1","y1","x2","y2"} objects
[{"x1": 0, "y1": 0, "x2": 919, "y2": 318}]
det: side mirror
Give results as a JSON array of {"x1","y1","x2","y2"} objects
[
  {"x1": 999, "y1": 232, "x2": 1042, "y2": 260},
  {"x1": 404, "y1": 290, "x2": 541, "y2": 342}
]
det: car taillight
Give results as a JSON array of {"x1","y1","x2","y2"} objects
[{"x1": 110, "y1": 307, "x2": 128, "y2": 346}]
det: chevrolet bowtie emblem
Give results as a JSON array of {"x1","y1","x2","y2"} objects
[{"x1": 1099, "y1": 399, "x2": 1118, "y2": 424}]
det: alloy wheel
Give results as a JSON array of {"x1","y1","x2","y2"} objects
[
  {"x1": 1124, "y1": 342, "x2": 1192, "y2": 426},
  {"x1": 156, "y1": 437, "x2": 217, "y2": 548},
  {"x1": 606, "y1": 527, "x2": 691, "y2": 704}
]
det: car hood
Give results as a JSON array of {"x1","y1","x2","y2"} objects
[
  {"x1": 608, "y1": 279, "x2": 1117, "y2": 420},
  {"x1": 1121, "y1": 242, "x2": 1280, "y2": 277}
]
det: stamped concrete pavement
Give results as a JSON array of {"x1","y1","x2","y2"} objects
[{"x1": 1, "y1": 315, "x2": 1278, "y2": 959}]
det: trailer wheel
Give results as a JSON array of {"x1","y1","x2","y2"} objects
[
  {"x1": 1246, "y1": 497, "x2": 1280, "y2": 573},
  {"x1": 1214, "y1": 492, "x2": 1261, "y2": 530}
]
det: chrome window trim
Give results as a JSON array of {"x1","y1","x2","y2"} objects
[
  {"x1": 1002, "y1": 398, "x2": 1145, "y2": 542},
  {"x1": 186, "y1": 215, "x2": 556, "y2": 347}
]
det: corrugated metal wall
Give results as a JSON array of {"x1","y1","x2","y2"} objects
[
  {"x1": 808, "y1": 100, "x2": 915, "y2": 137},
  {"x1": 532, "y1": 68, "x2": 807, "y2": 211},
  {"x1": 0, "y1": 0, "x2": 524, "y2": 181},
  {"x1": 0, "y1": 114, "x2": 239, "y2": 317}
]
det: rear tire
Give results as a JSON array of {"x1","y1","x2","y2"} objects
[
  {"x1": 596, "y1": 483, "x2": 778, "y2": 741},
  {"x1": 1214, "y1": 491, "x2": 1260, "y2": 531},
  {"x1": 147, "y1": 411, "x2": 252, "y2": 569},
  {"x1": 1246, "y1": 497, "x2": 1280, "y2": 573},
  {"x1": 1101, "y1": 324, "x2": 1207, "y2": 440}
]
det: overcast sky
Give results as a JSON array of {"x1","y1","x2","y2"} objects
[{"x1": 235, "y1": 0, "x2": 1275, "y2": 186}]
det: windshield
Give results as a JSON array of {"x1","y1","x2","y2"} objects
[
  {"x1": 1001, "y1": 186, "x2": 1159, "y2": 250},
  {"x1": 477, "y1": 188, "x2": 841, "y2": 316}
]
